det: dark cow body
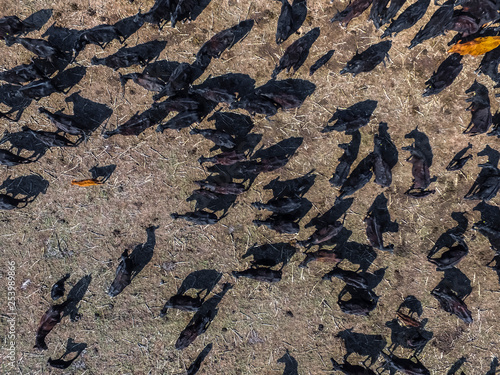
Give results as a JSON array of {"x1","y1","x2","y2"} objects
[
  {"x1": 22, "y1": 127, "x2": 79, "y2": 147},
  {"x1": 427, "y1": 233, "x2": 468, "y2": 271},
  {"x1": 91, "y1": 40, "x2": 167, "y2": 70},
  {"x1": 339, "y1": 154, "x2": 375, "y2": 199},
  {"x1": 299, "y1": 250, "x2": 341, "y2": 268},
  {"x1": 34, "y1": 302, "x2": 67, "y2": 350},
  {"x1": 272, "y1": 28, "x2": 320, "y2": 79},
  {"x1": 323, "y1": 268, "x2": 370, "y2": 289},
  {"x1": 103, "y1": 111, "x2": 154, "y2": 138},
  {"x1": 298, "y1": 222, "x2": 344, "y2": 247},
  {"x1": 6, "y1": 37, "x2": 62, "y2": 61},
  {"x1": 403, "y1": 145, "x2": 434, "y2": 197},
  {"x1": 324, "y1": 100, "x2": 378, "y2": 134},
  {"x1": 160, "y1": 295, "x2": 203, "y2": 316},
  {"x1": 408, "y1": 0, "x2": 454, "y2": 49},
  {"x1": 310, "y1": 49, "x2": 335, "y2": 75},
  {"x1": 51, "y1": 273, "x2": 70, "y2": 300},
  {"x1": 232, "y1": 267, "x2": 282, "y2": 282},
  {"x1": 119, "y1": 72, "x2": 165, "y2": 92},
  {"x1": 431, "y1": 287, "x2": 473, "y2": 323},
  {"x1": 194, "y1": 180, "x2": 246, "y2": 195},
  {"x1": 190, "y1": 128, "x2": 236, "y2": 149},
  {"x1": 108, "y1": 250, "x2": 133, "y2": 297},
  {"x1": 330, "y1": 357, "x2": 376, "y2": 375},
  {"x1": 463, "y1": 80, "x2": 492, "y2": 135},
  {"x1": 340, "y1": 41, "x2": 391, "y2": 76},
  {"x1": 199, "y1": 150, "x2": 246, "y2": 165},
  {"x1": 381, "y1": 0, "x2": 430, "y2": 39},
  {"x1": 338, "y1": 287, "x2": 379, "y2": 316},
  {"x1": 423, "y1": 53, "x2": 463, "y2": 97},
  {"x1": 171, "y1": 211, "x2": 219, "y2": 225},
  {"x1": 0, "y1": 62, "x2": 45, "y2": 84},
  {"x1": 331, "y1": 0, "x2": 374, "y2": 27},
  {"x1": 253, "y1": 217, "x2": 299, "y2": 234},
  {"x1": 252, "y1": 196, "x2": 303, "y2": 214},
  {"x1": 74, "y1": 24, "x2": 124, "y2": 52},
  {"x1": 0, "y1": 16, "x2": 26, "y2": 39},
  {"x1": 0, "y1": 194, "x2": 27, "y2": 210},
  {"x1": 381, "y1": 352, "x2": 430, "y2": 375},
  {"x1": 364, "y1": 214, "x2": 394, "y2": 252},
  {"x1": 39, "y1": 107, "x2": 89, "y2": 137},
  {"x1": 0, "y1": 149, "x2": 32, "y2": 166},
  {"x1": 175, "y1": 311, "x2": 212, "y2": 350}
]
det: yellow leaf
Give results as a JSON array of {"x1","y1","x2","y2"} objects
[
  {"x1": 71, "y1": 178, "x2": 104, "y2": 187},
  {"x1": 448, "y1": 36, "x2": 500, "y2": 56}
]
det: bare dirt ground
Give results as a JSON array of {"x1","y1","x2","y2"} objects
[{"x1": 1, "y1": 0, "x2": 500, "y2": 374}]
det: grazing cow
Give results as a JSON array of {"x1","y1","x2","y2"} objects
[
  {"x1": 340, "y1": 41, "x2": 391, "y2": 77},
  {"x1": 108, "y1": 250, "x2": 133, "y2": 297},
  {"x1": 232, "y1": 267, "x2": 282, "y2": 283},
  {"x1": 34, "y1": 302, "x2": 68, "y2": 350},
  {"x1": 272, "y1": 28, "x2": 320, "y2": 79},
  {"x1": 381, "y1": 0, "x2": 430, "y2": 39},
  {"x1": 331, "y1": 0, "x2": 374, "y2": 27},
  {"x1": 431, "y1": 287, "x2": 473, "y2": 324}
]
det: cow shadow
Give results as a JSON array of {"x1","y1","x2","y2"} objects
[
  {"x1": 486, "y1": 357, "x2": 499, "y2": 375},
  {"x1": 336, "y1": 328, "x2": 387, "y2": 367},
  {"x1": 130, "y1": 226, "x2": 159, "y2": 280},
  {"x1": 142, "y1": 60, "x2": 181, "y2": 82},
  {"x1": 398, "y1": 295, "x2": 423, "y2": 316},
  {"x1": 182, "y1": 282, "x2": 232, "y2": 332},
  {"x1": 210, "y1": 111, "x2": 255, "y2": 137},
  {"x1": 264, "y1": 170, "x2": 316, "y2": 199},
  {"x1": 447, "y1": 356, "x2": 467, "y2": 375},
  {"x1": 63, "y1": 274, "x2": 92, "y2": 322},
  {"x1": 0, "y1": 174, "x2": 49, "y2": 202},
  {"x1": 323, "y1": 99, "x2": 377, "y2": 134},
  {"x1": 186, "y1": 190, "x2": 237, "y2": 217},
  {"x1": 47, "y1": 338, "x2": 87, "y2": 369},
  {"x1": 367, "y1": 193, "x2": 399, "y2": 233},
  {"x1": 89, "y1": 164, "x2": 116, "y2": 183},
  {"x1": 176, "y1": 269, "x2": 223, "y2": 297},
  {"x1": 428, "y1": 212, "x2": 468, "y2": 258},
  {"x1": 52, "y1": 66, "x2": 87, "y2": 93},
  {"x1": 114, "y1": 14, "x2": 145, "y2": 41},
  {"x1": 405, "y1": 127, "x2": 434, "y2": 168},
  {"x1": 330, "y1": 130, "x2": 361, "y2": 187},
  {"x1": 0, "y1": 129, "x2": 49, "y2": 160},
  {"x1": 42, "y1": 23, "x2": 82, "y2": 53},
  {"x1": 186, "y1": 343, "x2": 213, "y2": 374},
  {"x1": 242, "y1": 242, "x2": 297, "y2": 269},
  {"x1": 385, "y1": 318, "x2": 433, "y2": 356},
  {"x1": 252, "y1": 137, "x2": 303, "y2": 160},
  {"x1": 0, "y1": 83, "x2": 32, "y2": 121},
  {"x1": 376, "y1": 122, "x2": 398, "y2": 170},
  {"x1": 23, "y1": 9, "x2": 54, "y2": 33},
  {"x1": 335, "y1": 241, "x2": 377, "y2": 272},
  {"x1": 65, "y1": 91, "x2": 113, "y2": 135},
  {"x1": 189, "y1": 0, "x2": 214, "y2": 23},
  {"x1": 194, "y1": 74, "x2": 256, "y2": 104},
  {"x1": 434, "y1": 268, "x2": 472, "y2": 300},
  {"x1": 277, "y1": 350, "x2": 299, "y2": 375},
  {"x1": 256, "y1": 78, "x2": 316, "y2": 107},
  {"x1": 306, "y1": 197, "x2": 353, "y2": 229}
]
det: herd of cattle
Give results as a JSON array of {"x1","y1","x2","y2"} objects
[{"x1": 3, "y1": 0, "x2": 500, "y2": 373}]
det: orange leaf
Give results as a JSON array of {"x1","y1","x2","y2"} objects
[
  {"x1": 71, "y1": 178, "x2": 104, "y2": 187},
  {"x1": 448, "y1": 36, "x2": 500, "y2": 56}
]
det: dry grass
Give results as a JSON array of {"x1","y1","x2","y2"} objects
[{"x1": 1, "y1": 0, "x2": 500, "y2": 374}]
